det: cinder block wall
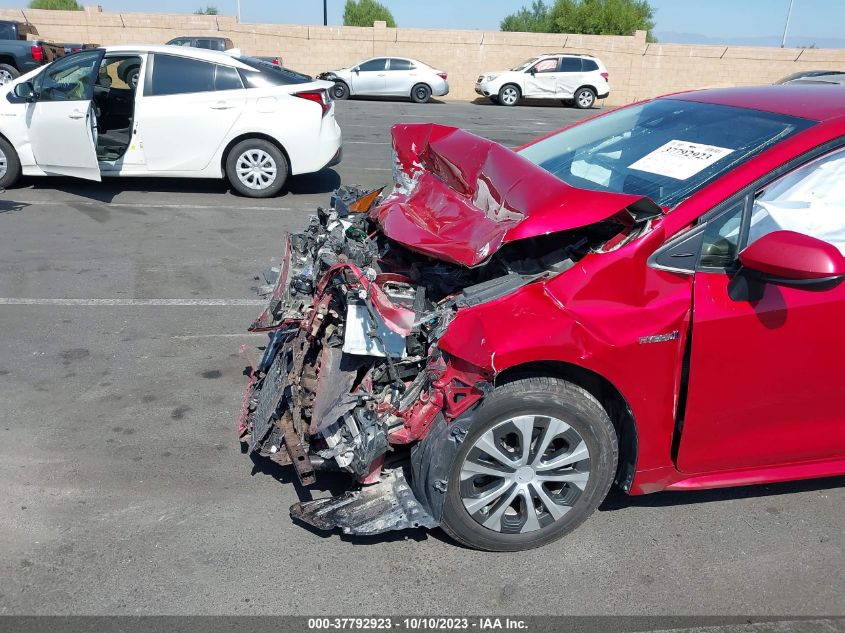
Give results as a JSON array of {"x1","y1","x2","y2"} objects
[{"x1": 3, "y1": 7, "x2": 845, "y2": 105}]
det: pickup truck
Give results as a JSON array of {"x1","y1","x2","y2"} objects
[{"x1": 0, "y1": 20, "x2": 64, "y2": 84}]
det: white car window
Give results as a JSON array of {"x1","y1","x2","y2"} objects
[{"x1": 748, "y1": 148, "x2": 845, "y2": 254}]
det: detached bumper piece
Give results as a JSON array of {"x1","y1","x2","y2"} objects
[{"x1": 289, "y1": 467, "x2": 438, "y2": 536}]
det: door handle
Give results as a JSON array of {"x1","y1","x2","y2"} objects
[
  {"x1": 68, "y1": 109, "x2": 85, "y2": 119},
  {"x1": 210, "y1": 101, "x2": 234, "y2": 110}
]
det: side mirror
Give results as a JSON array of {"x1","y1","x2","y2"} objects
[
  {"x1": 13, "y1": 81, "x2": 35, "y2": 101},
  {"x1": 739, "y1": 230, "x2": 845, "y2": 288},
  {"x1": 353, "y1": 67, "x2": 360, "y2": 74},
  {"x1": 529, "y1": 67, "x2": 536, "y2": 75}
]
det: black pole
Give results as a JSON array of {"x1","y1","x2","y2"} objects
[{"x1": 323, "y1": 0, "x2": 328, "y2": 25}]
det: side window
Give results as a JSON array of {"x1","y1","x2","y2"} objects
[
  {"x1": 215, "y1": 64, "x2": 243, "y2": 90},
  {"x1": 699, "y1": 199, "x2": 746, "y2": 269},
  {"x1": 582, "y1": 59, "x2": 599, "y2": 72},
  {"x1": 358, "y1": 58, "x2": 387, "y2": 72},
  {"x1": 34, "y1": 49, "x2": 102, "y2": 102},
  {"x1": 169, "y1": 38, "x2": 191, "y2": 47},
  {"x1": 98, "y1": 55, "x2": 141, "y2": 90},
  {"x1": 196, "y1": 39, "x2": 220, "y2": 50},
  {"x1": 531, "y1": 58, "x2": 559, "y2": 74},
  {"x1": 560, "y1": 57, "x2": 583, "y2": 72},
  {"x1": 388, "y1": 58, "x2": 414, "y2": 71},
  {"x1": 747, "y1": 148, "x2": 845, "y2": 255},
  {"x1": 149, "y1": 54, "x2": 215, "y2": 96}
]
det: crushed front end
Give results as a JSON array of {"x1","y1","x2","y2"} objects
[
  {"x1": 239, "y1": 186, "x2": 498, "y2": 533},
  {"x1": 237, "y1": 123, "x2": 662, "y2": 537}
]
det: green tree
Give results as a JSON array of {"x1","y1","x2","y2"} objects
[
  {"x1": 500, "y1": 0, "x2": 550, "y2": 32},
  {"x1": 501, "y1": 0, "x2": 656, "y2": 42},
  {"x1": 343, "y1": 0, "x2": 397, "y2": 28},
  {"x1": 194, "y1": 5, "x2": 219, "y2": 14},
  {"x1": 27, "y1": 0, "x2": 81, "y2": 9}
]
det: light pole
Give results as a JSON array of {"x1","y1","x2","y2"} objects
[
  {"x1": 236, "y1": 0, "x2": 241, "y2": 22},
  {"x1": 323, "y1": 0, "x2": 328, "y2": 25},
  {"x1": 780, "y1": 0, "x2": 795, "y2": 48}
]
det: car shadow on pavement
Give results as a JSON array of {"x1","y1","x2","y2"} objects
[
  {"x1": 17, "y1": 169, "x2": 342, "y2": 203},
  {"x1": 0, "y1": 198, "x2": 28, "y2": 214},
  {"x1": 470, "y1": 96, "x2": 608, "y2": 110},
  {"x1": 599, "y1": 475, "x2": 845, "y2": 512}
]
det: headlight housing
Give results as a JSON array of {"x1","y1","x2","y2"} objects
[{"x1": 485, "y1": 74, "x2": 498, "y2": 82}]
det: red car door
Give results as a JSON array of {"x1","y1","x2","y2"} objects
[{"x1": 677, "y1": 148, "x2": 845, "y2": 474}]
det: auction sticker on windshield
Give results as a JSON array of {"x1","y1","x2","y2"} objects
[{"x1": 629, "y1": 140, "x2": 735, "y2": 180}]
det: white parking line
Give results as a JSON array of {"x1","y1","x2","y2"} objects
[
  {"x1": 0, "y1": 298, "x2": 265, "y2": 306},
  {"x1": 344, "y1": 141, "x2": 391, "y2": 145}
]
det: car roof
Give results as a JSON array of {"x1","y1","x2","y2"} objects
[
  {"x1": 103, "y1": 44, "x2": 249, "y2": 68},
  {"x1": 540, "y1": 52, "x2": 595, "y2": 58},
  {"x1": 665, "y1": 84, "x2": 845, "y2": 122}
]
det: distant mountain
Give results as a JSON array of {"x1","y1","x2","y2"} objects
[{"x1": 653, "y1": 30, "x2": 845, "y2": 49}]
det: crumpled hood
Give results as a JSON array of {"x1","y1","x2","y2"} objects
[{"x1": 370, "y1": 123, "x2": 662, "y2": 267}]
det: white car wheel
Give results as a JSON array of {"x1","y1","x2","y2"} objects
[
  {"x1": 498, "y1": 84, "x2": 520, "y2": 107},
  {"x1": 225, "y1": 139, "x2": 288, "y2": 198}
]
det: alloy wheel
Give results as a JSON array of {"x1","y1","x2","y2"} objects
[
  {"x1": 501, "y1": 86, "x2": 519, "y2": 106},
  {"x1": 459, "y1": 414, "x2": 590, "y2": 534},
  {"x1": 235, "y1": 149, "x2": 278, "y2": 191},
  {"x1": 577, "y1": 90, "x2": 595, "y2": 108},
  {"x1": 0, "y1": 69, "x2": 14, "y2": 85},
  {"x1": 0, "y1": 146, "x2": 7, "y2": 179}
]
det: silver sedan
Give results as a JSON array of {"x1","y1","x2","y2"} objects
[{"x1": 318, "y1": 57, "x2": 449, "y2": 103}]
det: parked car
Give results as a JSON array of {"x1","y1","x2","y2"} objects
[
  {"x1": 165, "y1": 36, "x2": 235, "y2": 51},
  {"x1": 0, "y1": 20, "x2": 64, "y2": 85},
  {"x1": 775, "y1": 70, "x2": 845, "y2": 85},
  {"x1": 475, "y1": 52, "x2": 609, "y2": 108},
  {"x1": 255, "y1": 55, "x2": 284, "y2": 67},
  {"x1": 318, "y1": 57, "x2": 448, "y2": 103},
  {"x1": 240, "y1": 84, "x2": 845, "y2": 550},
  {"x1": 0, "y1": 45, "x2": 341, "y2": 197}
]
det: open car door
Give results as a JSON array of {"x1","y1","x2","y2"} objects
[{"x1": 28, "y1": 48, "x2": 105, "y2": 181}]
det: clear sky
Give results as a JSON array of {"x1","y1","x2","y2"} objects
[{"x1": 15, "y1": 0, "x2": 845, "y2": 47}]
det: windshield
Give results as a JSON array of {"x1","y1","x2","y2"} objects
[
  {"x1": 517, "y1": 99, "x2": 815, "y2": 208},
  {"x1": 511, "y1": 58, "x2": 539, "y2": 71}
]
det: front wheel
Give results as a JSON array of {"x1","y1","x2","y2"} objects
[
  {"x1": 331, "y1": 81, "x2": 349, "y2": 100},
  {"x1": 574, "y1": 87, "x2": 596, "y2": 109},
  {"x1": 497, "y1": 84, "x2": 520, "y2": 106},
  {"x1": 440, "y1": 376, "x2": 618, "y2": 551},
  {"x1": 225, "y1": 139, "x2": 288, "y2": 198},
  {"x1": 0, "y1": 135, "x2": 22, "y2": 190},
  {"x1": 411, "y1": 83, "x2": 431, "y2": 104}
]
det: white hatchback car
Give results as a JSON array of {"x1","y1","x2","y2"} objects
[
  {"x1": 475, "y1": 53, "x2": 610, "y2": 108},
  {"x1": 318, "y1": 57, "x2": 449, "y2": 104},
  {"x1": 0, "y1": 46, "x2": 342, "y2": 197}
]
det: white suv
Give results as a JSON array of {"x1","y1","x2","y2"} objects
[{"x1": 475, "y1": 53, "x2": 609, "y2": 108}]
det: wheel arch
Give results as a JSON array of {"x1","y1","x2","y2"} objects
[
  {"x1": 410, "y1": 81, "x2": 432, "y2": 96},
  {"x1": 575, "y1": 84, "x2": 598, "y2": 96},
  {"x1": 220, "y1": 132, "x2": 291, "y2": 178},
  {"x1": 0, "y1": 55, "x2": 17, "y2": 68},
  {"x1": 495, "y1": 360, "x2": 638, "y2": 492}
]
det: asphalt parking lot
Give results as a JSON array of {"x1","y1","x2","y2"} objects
[{"x1": 0, "y1": 98, "x2": 843, "y2": 617}]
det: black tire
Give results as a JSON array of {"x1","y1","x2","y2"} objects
[
  {"x1": 411, "y1": 83, "x2": 431, "y2": 104},
  {"x1": 331, "y1": 81, "x2": 349, "y2": 100},
  {"x1": 0, "y1": 63, "x2": 20, "y2": 86},
  {"x1": 0, "y1": 135, "x2": 22, "y2": 190},
  {"x1": 497, "y1": 84, "x2": 521, "y2": 107},
  {"x1": 125, "y1": 66, "x2": 140, "y2": 89},
  {"x1": 439, "y1": 376, "x2": 618, "y2": 552},
  {"x1": 225, "y1": 138, "x2": 288, "y2": 198},
  {"x1": 573, "y1": 87, "x2": 596, "y2": 109}
]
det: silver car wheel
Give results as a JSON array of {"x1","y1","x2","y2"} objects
[
  {"x1": 0, "y1": 69, "x2": 14, "y2": 85},
  {"x1": 459, "y1": 415, "x2": 590, "y2": 534},
  {"x1": 501, "y1": 86, "x2": 519, "y2": 105},
  {"x1": 235, "y1": 149, "x2": 277, "y2": 191},
  {"x1": 577, "y1": 90, "x2": 595, "y2": 108},
  {"x1": 0, "y1": 146, "x2": 7, "y2": 179}
]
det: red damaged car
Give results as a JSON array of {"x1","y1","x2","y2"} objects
[{"x1": 239, "y1": 85, "x2": 845, "y2": 551}]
